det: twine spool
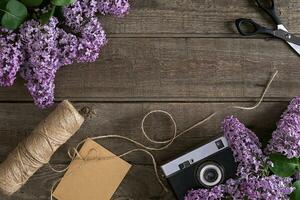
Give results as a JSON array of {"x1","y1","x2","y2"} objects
[{"x1": 0, "y1": 100, "x2": 84, "y2": 196}]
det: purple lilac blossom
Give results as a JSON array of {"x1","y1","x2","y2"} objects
[
  {"x1": 20, "y1": 18, "x2": 60, "y2": 76},
  {"x1": 225, "y1": 178, "x2": 243, "y2": 200},
  {"x1": 185, "y1": 175, "x2": 293, "y2": 200},
  {"x1": 63, "y1": 0, "x2": 98, "y2": 31},
  {"x1": 222, "y1": 116, "x2": 267, "y2": 178},
  {"x1": 0, "y1": 28, "x2": 23, "y2": 86},
  {"x1": 98, "y1": 0, "x2": 130, "y2": 17},
  {"x1": 19, "y1": 17, "x2": 105, "y2": 107},
  {"x1": 20, "y1": 64, "x2": 56, "y2": 108},
  {"x1": 19, "y1": 18, "x2": 80, "y2": 108},
  {"x1": 63, "y1": 0, "x2": 84, "y2": 30},
  {"x1": 229, "y1": 175, "x2": 293, "y2": 200},
  {"x1": 185, "y1": 185, "x2": 225, "y2": 200},
  {"x1": 77, "y1": 17, "x2": 107, "y2": 63},
  {"x1": 19, "y1": 18, "x2": 60, "y2": 108},
  {"x1": 63, "y1": 0, "x2": 129, "y2": 31},
  {"x1": 284, "y1": 96, "x2": 300, "y2": 114},
  {"x1": 57, "y1": 29, "x2": 78, "y2": 66},
  {"x1": 266, "y1": 97, "x2": 300, "y2": 158}
]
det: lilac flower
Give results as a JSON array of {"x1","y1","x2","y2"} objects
[
  {"x1": 18, "y1": 16, "x2": 105, "y2": 108},
  {"x1": 18, "y1": 17, "x2": 81, "y2": 108},
  {"x1": 19, "y1": 18, "x2": 60, "y2": 108},
  {"x1": 57, "y1": 29, "x2": 78, "y2": 66},
  {"x1": 185, "y1": 185, "x2": 225, "y2": 200},
  {"x1": 63, "y1": 0, "x2": 98, "y2": 30},
  {"x1": 228, "y1": 176, "x2": 293, "y2": 200},
  {"x1": 98, "y1": 0, "x2": 130, "y2": 17},
  {"x1": 20, "y1": 64, "x2": 56, "y2": 108},
  {"x1": 285, "y1": 96, "x2": 300, "y2": 114},
  {"x1": 63, "y1": 0, "x2": 84, "y2": 30},
  {"x1": 77, "y1": 17, "x2": 107, "y2": 63},
  {"x1": 80, "y1": 0, "x2": 98, "y2": 19},
  {"x1": 222, "y1": 116, "x2": 267, "y2": 178},
  {"x1": 20, "y1": 18, "x2": 60, "y2": 73},
  {"x1": 225, "y1": 179, "x2": 243, "y2": 200},
  {"x1": 63, "y1": 0, "x2": 129, "y2": 31},
  {"x1": 0, "y1": 28, "x2": 23, "y2": 86},
  {"x1": 266, "y1": 97, "x2": 300, "y2": 158},
  {"x1": 185, "y1": 176, "x2": 293, "y2": 200}
]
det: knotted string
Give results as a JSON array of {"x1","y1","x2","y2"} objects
[{"x1": 50, "y1": 70, "x2": 278, "y2": 199}]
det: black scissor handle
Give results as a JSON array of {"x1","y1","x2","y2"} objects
[
  {"x1": 255, "y1": 0, "x2": 281, "y2": 25},
  {"x1": 235, "y1": 18, "x2": 273, "y2": 36}
]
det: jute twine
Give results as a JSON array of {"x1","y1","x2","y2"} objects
[
  {"x1": 50, "y1": 71, "x2": 278, "y2": 198},
  {"x1": 0, "y1": 100, "x2": 84, "y2": 196}
]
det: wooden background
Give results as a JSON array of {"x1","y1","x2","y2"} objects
[{"x1": 1, "y1": 0, "x2": 300, "y2": 199}]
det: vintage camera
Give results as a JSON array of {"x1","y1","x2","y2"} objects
[{"x1": 160, "y1": 137, "x2": 237, "y2": 200}]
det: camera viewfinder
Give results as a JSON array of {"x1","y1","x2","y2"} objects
[
  {"x1": 215, "y1": 140, "x2": 224, "y2": 149},
  {"x1": 179, "y1": 161, "x2": 191, "y2": 169}
]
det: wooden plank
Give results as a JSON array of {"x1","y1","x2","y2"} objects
[
  {"x1": 0, "y1": 101, "x2": 288, "y2": 164},
  {"x1": 0, "y1": 38, "x2": 299, "y2": 102},
  {"x1": 0, "y1": 164, "x2": 175, "y2": 200},
  {"x1": 101, "y1": 0, "x2": 300, "y2": 36},
  {"x1": 0, "y1": 101, "x2": 290, "y2": 200}
]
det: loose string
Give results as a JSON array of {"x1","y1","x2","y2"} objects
[{"x1": 50, "y1": 70, "x2": 278, "y2": 199}]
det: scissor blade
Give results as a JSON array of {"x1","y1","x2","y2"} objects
[
  {"x1": 287, "y1": 42, "x2": 300, "y2": 55},
  {"x1": 277, "y1": 24, "x2": 300, "y2": 55}
]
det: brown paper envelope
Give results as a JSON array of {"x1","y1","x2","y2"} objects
[{"x1": 53, "y1": 138, "x2": 131, "y2": 200}]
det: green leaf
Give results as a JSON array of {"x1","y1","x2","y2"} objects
[
  {"x1": 39, "y1": 6, "x2": 56, "y2": 25},
  {"x1": 20, "y1": 0, "x2": 43, "y2": 7},
  {"x1": 269, "y1": 154, "x2": 300, "y2": 177},
  {"x1": 1, "y1": 0, "x2": 28, "y2": 30},
  {"x1": 0, "y1": 0, "x2": 9, "y2": 9},
  {"x1": 291, "y1": 180, "x2": 300, "y2": 200},
  {"x1": 51, "y1": 0, "x2": 75, "y2": 6},
  {"x1": 0, "y1": 0, "x2": 9, "y2": 19}
]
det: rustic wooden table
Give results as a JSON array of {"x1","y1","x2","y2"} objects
[{"x1": 0, "y1": 0, "x2": 299, "y2": 199}]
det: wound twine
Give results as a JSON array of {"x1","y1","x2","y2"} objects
[
  {"x1": 50, "y1": 70, "x2": 278, "y2": 199},
  {"x1": 0, "y1": 100, "x2": 84, "y2": 196}
]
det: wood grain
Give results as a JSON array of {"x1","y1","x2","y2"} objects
[
  {"x1": 0, "y1": 102, "x2": 290, "y2": 200},
  {"x1": 0, "y1": 0, "x2": 298, "y2": 199},
  {"x1": 0, "y1": 102, "x2": 288, "y2": 164},
  {"x1": 0, "y1": 164, "x2": 175, "y2": 200},
  {"x1": 101, "y1": 0, "x2": 300, "y2": 36},
  {"x1": 0, "y1": 38, "x2": 299, "y2": 102}
]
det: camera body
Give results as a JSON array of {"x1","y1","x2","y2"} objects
[{"x1": 160, "y1": 137, "x2": 237, "y2": 200}]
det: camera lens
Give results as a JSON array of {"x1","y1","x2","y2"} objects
[
  {"x1": 204, "y1": 168, "x2": 219, "y2": 182},
  {"x1": 196, "y1": 162, "x2": 224, "y2": 187}
]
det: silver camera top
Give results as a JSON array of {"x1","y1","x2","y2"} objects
[{"x1": 161, "y1": 136, "x2": 228, "y2": 177}]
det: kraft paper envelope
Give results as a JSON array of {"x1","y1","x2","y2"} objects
[{"x1": 53, "y1": 138, "x2": 131, "y2": 200}]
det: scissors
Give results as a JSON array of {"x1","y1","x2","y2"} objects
[{"x1": 235, "y1": 0, "x2": 300, "y2": 55}]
